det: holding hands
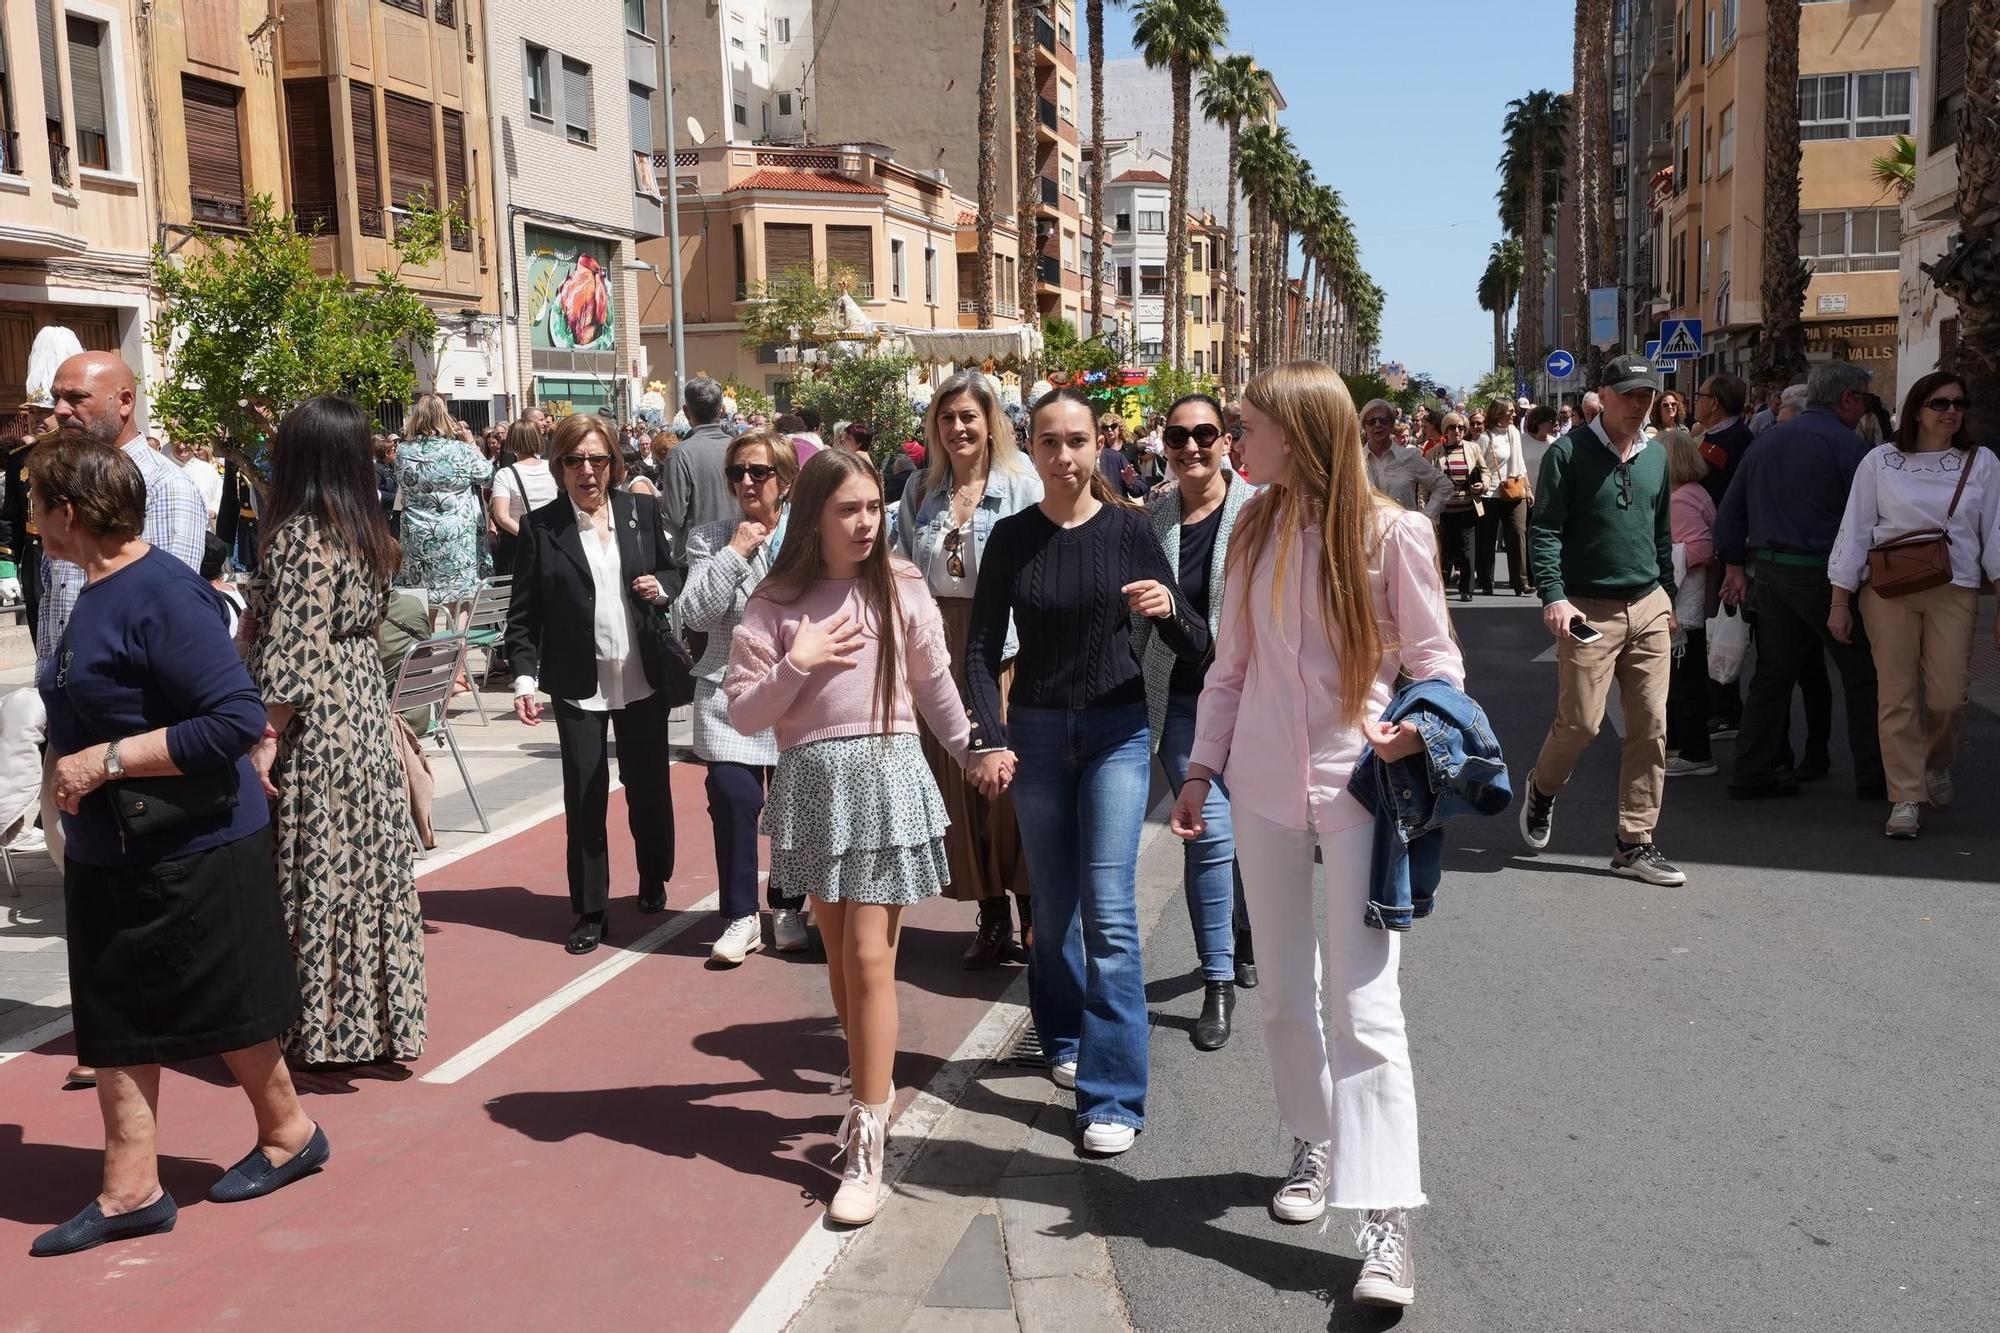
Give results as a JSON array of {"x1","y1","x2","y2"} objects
[
  {"x1": 788, "y1": 612, "x2": 865, "y2": 673},
  {"x1": 968, "y1": 750, "x2": 1016, "y2": 799}
]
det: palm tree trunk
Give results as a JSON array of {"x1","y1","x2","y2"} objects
[
  {"x1": 1297, "y1": 248, "x2": 1315, "y2": 364},
  {"x1": 1520, "y1": 162, "x2": 1545, "y2": 396},
  {"x1": 1940, "y1": 0, "x2": 1999, "y2": 441},
  {"x1": 1493, "y1": 300, "x2": 1507, "y2": 371},
  {"x1": 975, "y1": 0, "x2": 1006, "y2": 328},
  {"x1": 1753, "y1": 0, "x2": 1810, "y2": 386},
  {"x1": 1087, "y1": 0, "x2": 1106, "y2": 339},
  {"x1": 1589, "y1": 0, "x2": 1619, "y2": 351},
  {"x1": 1219, "y1": 122, "x2": 1241, "y2": 388},
  {"x1": 1016, "y1": 0, "x2": 1040, "y2": 329},
  {"x1": 1245, "y1": 193, "x2": 1264, "y2": 374},
  {"x1": 1568, "y1": 21, "x2": 1596, "y2": 380},
  {"x1": 1167, "y1": 57, "x2": 1194, "y2": 371}
]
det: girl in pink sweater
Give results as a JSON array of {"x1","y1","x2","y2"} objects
[{"x1": 724, "y1": 449, "x2": 972, "y2": 1227}]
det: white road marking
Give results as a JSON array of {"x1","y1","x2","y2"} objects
[{"x1": 0, "y1": 1005, "x2": 75, "y2": 1066}]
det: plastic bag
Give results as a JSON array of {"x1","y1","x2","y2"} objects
[{"x1": 1707, "y1": 605, "x2": 1748, "y2": 683}]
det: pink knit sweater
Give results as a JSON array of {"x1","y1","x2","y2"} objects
[{"x1": 724, "y1": 568, "x2": 973, "y2": 763}]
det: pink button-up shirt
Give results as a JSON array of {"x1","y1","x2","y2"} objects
[{"x1": 1191, "y1": 505, "x2": 1465, "y2": 833}]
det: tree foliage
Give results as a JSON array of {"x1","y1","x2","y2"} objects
[
  {"x1": 1145, "y1": 363, "x2": 1218, "y2": 410},
  {"x1": 737, "y1": 265, "x2": 858, "y2": 351},
  {"x1": 1469, "y1": 365, "x2": 1522, "y2": 407},
  {"x1": 148, "y1": 194, "x2": 448, "y2": 470},
  {"x1": 786, "y1": 350, "x2": 919, "y2": 460},
  {"x1": 1041, "y1": 317, "x2": 1124, "y2": 379}
]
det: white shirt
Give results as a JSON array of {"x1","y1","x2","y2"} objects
[
  {"x1": 1522, "y1": 432, "x2": 1557, "y2": 491},
  {"x1": 492, "y1": 457, "x2": 559, "y2": 520},
  {"x1": 926, "y1": 518, "x2": 978, "y2": 598},
  {"x1": 1829, "y1": 445, "x2": 2000, "y2": 593},
  {"x1": 181, "y1": 456, "x2": 224, "y2": 519},
  {"x1": 513, "y1": 505, "x2": 653, "y2": 711},
  {"x1": 1478, "y1": 425, "x2": 1528, "y2": 494}
]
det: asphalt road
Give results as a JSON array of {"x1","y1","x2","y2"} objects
[{"x1": 1083, "y1": 595, "x2": 2000, "y2": 1332}]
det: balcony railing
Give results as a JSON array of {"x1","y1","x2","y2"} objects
[
  {"x1": 48, "y1": 138, "x2": 72, "y2": 189},
  {"x1": 957, "y1": 300, "x2": 1021, "y2": 317},
  {"x1": 294, "y1": 202, "x2": 339, "y2": 235},
  {"x1": 1037, "y1": 256, "x2": 1061, "y2": 287},
  {"x1": 1035, "y1": 13, "x2": 1056, "y2": 52},
  {"x1": 1039, "y1": 176, "x2": 1059, "y2": 207},
  {"x1": 450, "y1": 217, "x2": 473, "y2": 251},
  {"x1": 1038, "y1": 97, "x2": 1058, "y2": 132},
  {"x1": 840, "y1": 278, "x2": 876, "y2": 299},
  {"x1": 0, "y1": 130, "x2": 18, "y2": 177},
  {"x1": 434, "y1": 0, "x2": 456, "y2": 26},
  {"x1": 358, "y1": 205, "x2": 386, "y2": 238},
  {"x1": 385, "y1": 0, "x2": 424, "y2": 14},
  {"x1": 192, "y1": 194, "x2": 248, "y2": 228}
]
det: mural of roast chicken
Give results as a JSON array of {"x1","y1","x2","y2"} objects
[{"x1": 528, "y1": 247, "x2": 615, "y2": 351}]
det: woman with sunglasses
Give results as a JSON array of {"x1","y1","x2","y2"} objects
[
  {"x1": 1649, "y1": 389, "x2": 1688, "y2": 439},
  {"x1": 506, "y1": 414, "x2": 684, "y2": 953},
  {"x1": 1827, "y1": 372, "x2": 2000, "y2": 840},
  {"x1": 895, "y1": 372, "x2": 1042, "y2": 968},
  {"x1": 1475, "y1": 398, "x2": 1531, "y2": 595},
  {"x1": 1136, "y1": 394, "x2": 1257, "y2": 1051},
  {"x1": 1427, "y1": 413, "x2": 1487, "y2": 602}
]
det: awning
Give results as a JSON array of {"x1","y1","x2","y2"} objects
[{"x1": 899, "y1": 323, "x2": 1043, "y2": 365}]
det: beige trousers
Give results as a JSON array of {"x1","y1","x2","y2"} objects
[
  {"x1": 1532, "y1": 586, "x2": 1674, "y2": 841},
  {"x1": 1858, "y1": 582, "x2": 1977, "y2": 804}
]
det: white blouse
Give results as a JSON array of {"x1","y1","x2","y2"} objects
[
  {"x1": 1477, "y1": 425, "x2": 1529, "y2": 494},
  {"x1": 574, "y1": 508, "x2": 652, "y2": 711},
  {"x1": 1829, "y1": 445, "x2": 2000, "y2": 593}
]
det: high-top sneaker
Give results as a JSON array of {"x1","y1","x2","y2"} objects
[
  {"x1": 827, "y1": 1096, "x2": 891, "y2": 1226},
  {"x1": 1352, "y1": 1207, "x2": 1415, "y2": 1307}
]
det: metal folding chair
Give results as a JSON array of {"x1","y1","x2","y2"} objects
[
  {"x1": 458, "y1": 576, "x2": 514, "y2": 725},
  {"x1": 391, "y1": 635, "x2": 489, "y2": 835}
]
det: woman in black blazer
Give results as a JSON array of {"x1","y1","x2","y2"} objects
[{"x1": 505, "y1": 413, "x2": 686, "y2": 954}]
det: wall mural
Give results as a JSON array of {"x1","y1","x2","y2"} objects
[{"x1": 524, "y1": 228, "x2": 615, "y2": 352}]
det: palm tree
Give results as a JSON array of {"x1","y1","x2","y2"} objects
[
  {"x1": 1237, "y1": 121, "x2": 1294, "y2": 373},
  {"x1": 1016, "y1": 0, "x2": 1040, "y2": 327},
  {"x1": 1752, "y1": 0, "x2": 1810, "y2": 387},
  {"x1": 1871, "y1": 134, "x2": 1916, "y2": 202},
  {"x1": 1268, "y1": 156, "x2": 1311, "y2": 362},
  {"x1": 975, "y1": 0, "x2": 1009, "y2": 327},
  {"x1": 1134, "y1": 0, "x2": 1228, "y2": 371},
  {"x1": 1295, "y1": 184, "x2": 1342, "y2": 363},
  {"x1": 1570, "y1": 0, "x2": 1617, "y2": 378},
  {"x1": 1930, "y1": 0, "x2": 1998, "y2": 440},
  {"x1": 1499, "y1": 90, "x2": 1568, "y2": 393},
  {"x1": 1200, "y1": 53, "x2": 1268, "y2": 389},
  {"x1": 1479, "y1": 238, "x2": 1525, "y2": 371},
  {"x1": 1086, "y1": 0, "x2": 1129, "y2": 340}
]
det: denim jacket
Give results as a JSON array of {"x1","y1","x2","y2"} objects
[
  {"x1": 1348, "y1": 678, "x2": 1511, "y2": 930},
  {"x1": 894, "y1": 458, "x2": 1043, "y2": 660}
]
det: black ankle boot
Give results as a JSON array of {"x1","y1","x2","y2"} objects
[
  {"x1": 1193, "y1": 980, "x2": 1235, "y2": 1050},
  {"x1": 1233, "y1": 929, "x2": 1259, "y2": 989}
]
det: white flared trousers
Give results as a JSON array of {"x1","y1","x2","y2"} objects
[{"x1": 1233, "y1": 807, "x2": 1426, "y2": 1210}]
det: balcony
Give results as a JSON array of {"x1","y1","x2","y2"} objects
[
  {"x1": 840, "y1": 278, "x2": 877, "y2": 299},
  {"x1": 1037, "y1": 255, "x2": 1061, "y2": 288},
  {"x1": 957, "y1": 299, "x2": 1021, "y2": 317},
  {"x1": 1035, "y1": 13, "x2": 1056, "y2": 52},
  {"x1": 1039, "y1": 176, "x2": 1059, "y2": 208},
  {"x1": 1038, "y1": 97, "x2": 1058, "y2": 136},
  {"x1": 48, "y1": 138, "x2": 72, "y2": 189},
  {"x1": 434, "y1": 0, "x2": 456, "y2": 25}
]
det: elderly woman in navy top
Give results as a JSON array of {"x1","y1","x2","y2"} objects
[{"x1": 30, "y1": 439, "x2": 323, "y2": 1259}]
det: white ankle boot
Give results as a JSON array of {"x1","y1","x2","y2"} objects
[{"x1": 828, "y1": 1096, "x2": 892, "y2": 1225}]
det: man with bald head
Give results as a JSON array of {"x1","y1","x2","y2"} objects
[{"x1": 37, "y1": 352, "x2": 209, "y2": 659}]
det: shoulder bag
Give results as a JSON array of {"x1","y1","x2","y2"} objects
[{"x1": 1866, "y1": 451, "x2": 1974, "y2": 599}]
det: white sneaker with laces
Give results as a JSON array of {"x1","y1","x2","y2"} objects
[
  {"x1": 1664, "y1": 756, "x2": 1718, "y2": 777},
  {"x1": 1352, "y1": 1208, "x2": 1415, "y2": 1307},
  {"x1": 1925, "y1": 769, "x2": 1954, "y2": 809},
  {"x1": 710, "y1": 913, "x2": 763, "y2": 964},
  {"x1": 1885, "y1": 802, "x2": 1921, "y2": 840},
  {"x1": 827, "y1": 1097, "x2": 889, "y2": 1225},
  {"x1": 772, "y1": 908, "x2": 810, "y2": 952},
  {"x1": 1080, "y1": 1122, "x2": 1136, "y2": 1155},
  {"x1": 1050, "y1": 1060, "x2": 1078, "y2": 1090},
  {"x1": 1272, "y1": 1138, "x2": 1331, "y2": 1223}
]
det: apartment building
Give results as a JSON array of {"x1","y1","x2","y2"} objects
[
  {"x1": 1895, "y1": 0, "x2": 1968, "y2": 403},
  {"x1": 1102, "y1": 149, "x2": 1172, "y2": 365},
  {"x1": 1649, "y1": 0, "x2": 1919, "y2": 389},
  {"x1": 0, "y1": 0, "x2": 157, "y2": 409},
  {"x1": 637, "y1": 141, "x2": 1008, "y2": 405}
]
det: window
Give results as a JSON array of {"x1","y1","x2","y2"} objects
[
  {"x1": 764, "y1": 222, "x2": 812, "y2": 279},
  {"x1": 1136, "y1": 210, "x2": 1165, "y2": 233},
  {"x1": 562, "y1": 57, "x2": 593, "y2": 144},
  {"x1": 827, "y1": 224, "x2": 874, "y2": 296},
  {"x1": 1721, "y1": 0, "x2": 1738, "y2": 46},
  {"x1": 1058, "y1": 19, "x2": 1072, "y2": 47},
  {"x1": 1058, "y1": 80, "x2": 1074, "y2": 124},
  {"x1": 1798, "y1": 208, "x2": 1901, "y2": 272},
  {"x1": 284, "y1": 80, "x2": 338, "y2": 233},
  {"x1": 777, "y1": 92, "x2": 793, "y2": 117},
  {"x1": 1188, "y1": 294, "x2": 1202, "y2": 319},
  {"x1": 1703, "y1": 5, "x2": 1715, "y2": 62},
  {"x1": 924, "y1": 244, "x2": 938, "y2": 306},
  {"x1": 623, "y1": 0, "x2": 647, "y2": 37},
  {"x1": 730, "y1": 36, "x2": 744, "y2": 50},
  {"x1": 628, "y1": 83, "x2": 653, "y2": 157},
  {"x1": 1718, "y1": 104, "x2": 1735, "y2": 174},
  {"x1": 1060, "y1": 157, "x2": 1074, "y2": 196},
  {"x1": 1116, "y1": 265, "x2": 1132, "y2": 297},
  {"x1": 1678, "y1": 2, "x2": 1691, "y2": 77},
  {"x1": 1677, "y1": 116, "x2": 1690, "y2": 190},
  {"x1": 384, "y1": 0, "x2": 424, "y2": 14},
  {"x1": 383, "y1": 91, "x2": 437, "y2": 224},
  {"x1": 1701, "y1": 119, "x2": 1711, "y2": 179},
  {"x1": 1700, "y1": 230, "x2": 1710, "y2": 292},
  {"x1": 441, "y1": 107, "x2": 470, "y2": 249},
  {"x1": 350, "y1": 82, "x2": 382, "y2": 235},
  {"x1": 1717, "y1": 226, "x2": 1732, "y2": 292},
  {"x1": 65, "y1": 17, "x2": 109, "y2": 170},
  {"x1": 1798, "y1": 71, "x2": 1913, "y2": 140},
  {"x1": 1062, "y1": 228, "x2": 1076, "y2": 271},
  {"x1": 762, "y1": 102, "x2": 771, "y2": 135},
  {"x1": 183, "y1": 76, "x2": 245, "y2": 226},
  {"x1": 524, "y1": 43, "x2": 552, "y2": 121},
  {"x1": 1115, "y1": 211, "x2": 1130, "y2": 233},
  {"x1": 890, "y1": 237, "x2": 906, "y2": 298},
  {"x1": 774, "y1": 17, "x2": 792, "y2": 43},
  {"x1": 1139, "y1": 264, "x2": 1164, "y2": 295},
  {"x1": 1190, "y1": 244, "x2": 1204, "y2": 271},
  {"x1": 732, "y1": 223, "x2": 747, "y2": 298},
  {"x1": 1935, "y1": 0, "x2": 1967, "y2": 151},
  {"x1": 733, "y1": 102, "x2": 747, "y2": 126}
]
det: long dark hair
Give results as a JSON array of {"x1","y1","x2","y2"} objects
[
  {"x1": 751, "y1": 449, "x2": 909, "y2": 729},
  {"x1": 262, "y1": 395, "x2": 402, "y2": 583},
  {"x1": 1029, "y1": 387, "x2": 1138, "y2": 509},
  {"x1": 1896, "y1": 371, "x2": 1973, "y2": 453}
]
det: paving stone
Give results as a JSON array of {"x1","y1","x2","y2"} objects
[
  {"x1": 997, "y1": 1171, "x2": 1112, "y2": 1283},
  {"x1": 923, "y1": 1213, "x2": 1012, "y2": 1311},
  {"x1": 1011, "y1": 1273, "x2": 1130, "y2": 1333},
  {"x1": 902, "y1": 1307, "x2": 1019, "y2": 1332}
]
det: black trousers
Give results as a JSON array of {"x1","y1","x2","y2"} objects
[
  {"x1": 553, "y1": 691, "x2": 675, "y2": 916},
  {"x1": 1667, "y1": 629, "x2": 1713, "y2": 762},
  {"x1": 1732, "y1": 560, "x2": 1883, "y2": 790},
  {"x1": 706, "y1": 760, "x2": 787, "y2": 919},
  {"x1": 1440, "y1": 509, "x2": 1479, "y2": 596}
]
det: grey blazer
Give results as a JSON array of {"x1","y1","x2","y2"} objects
[
  {"x1": 1133, "y1": 474, "x2": 1256, "y2": 755},
  {"x1": 673, "y1": 516, "x2": 779, "y2": 766}
]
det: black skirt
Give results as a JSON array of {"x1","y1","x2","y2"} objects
[{"x1": 64, "y1": 825, "x2": 301, "y2": 1068}]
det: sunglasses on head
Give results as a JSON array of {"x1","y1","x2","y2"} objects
[
  {"x1": 725, "y1": 462, "x2": 779, "y2": 483},
  {"x1": 1162, "y1": 423, "x2": 1222, "y2": 449},
  {"x1": 560, "y1": 453, "x2": 612, "y2": 471},
  {"x1": 1926, "y1": 395, "x2": 1971, "y2": 414}
]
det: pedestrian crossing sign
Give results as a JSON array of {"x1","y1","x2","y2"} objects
[{"x1": 1657, "y1": 319, "x2": 1703, "y2": 360}]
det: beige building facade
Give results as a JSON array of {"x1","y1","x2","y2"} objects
[{"x1": 1895, "y1": 0, "x2": 1967, "y2": 404}]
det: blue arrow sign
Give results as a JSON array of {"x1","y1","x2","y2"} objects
[
  {"x1": 1658, "y1": 319, "x2": 1704, "y2": 360},
  {"x1": 1545, "y1": 349, "x2": 1576, "y2": 380}
]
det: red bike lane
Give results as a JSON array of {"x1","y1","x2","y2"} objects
[{"x1": 0, "y1": 764, "x2": 1020, "y2": 1332}]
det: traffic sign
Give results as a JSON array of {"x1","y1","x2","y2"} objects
[
  {"x1": 1545, "y1": 349, "x2": 1577, "y2": 380},
  {"x1": 1657, "y1": 319, "x2": 1703, "y2": 360},
  {"x1": 1644, "y1": 339, "x2": 1661, "y2": 360}
]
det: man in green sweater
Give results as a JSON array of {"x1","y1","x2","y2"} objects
[{"x1": 1518, "y1": 355, "x2": 1686, "y2": 887}]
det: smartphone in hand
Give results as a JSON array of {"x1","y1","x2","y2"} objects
[{"x1": 1568, "y1": 616, "x2": 1604, "y2": 644}]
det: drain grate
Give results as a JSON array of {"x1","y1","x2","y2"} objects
[{"x1": 1000, "y1": 1019, "x2": 1045, "y2": 1067}]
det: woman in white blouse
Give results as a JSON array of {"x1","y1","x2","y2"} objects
[
  {"x1": 1474, "y1": 398, "x2": 1530, "y2": 595},
  {"x1": 1828, "y1": 371, "x2": 2000, "y2": 841}
]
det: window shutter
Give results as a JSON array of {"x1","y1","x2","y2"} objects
[
  {"x1": 628, "y1": 84, "x2": 653, "y2": 156},
  {"x1": 562, "y1": 58, "x2": 592, "y2": 141},
  {"x1": 763, "y1": 223, "x2": 813, "y2": 280},
  {"x1": 37, "y1": 0, "x2": 63, "y2": 125},
  {"x1": 351, "y1": 81, "x2": 382, "y2": 235},
  {"x1": 65, "y1": 19, "x2": 107, "y2": 159},
  {"x1": 441, "y1": 107, "x2": 470, "y2": 250},
  {"x1": 284, "y1": 79, "x2": 338, "y2": 234},
  {"x1": 383, "y1": 91, "x2": 436, "y2": 210},
  {"x1": 1937, "y1": 0, "x2": 1968, "y2": 101},
  {"x1": 183, "y1": 77, "x2": 246, "y2": 225},
  {"x1": 826, "y1": 226, "x2": 873, "y2": 292}
]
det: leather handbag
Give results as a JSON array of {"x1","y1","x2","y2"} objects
[
  {"x1": 111, "y1": 770, "x2": 240, "y2": 839},
  {"x1": 1498, "y1": 475, "x2": 1528, "y2": 502},
  {"x1": 635, "y1": 599, "x2": 698, "y2": 707},
  {"x1": 1866, "y1": 452, "x2": 1974, "y2": 599}
]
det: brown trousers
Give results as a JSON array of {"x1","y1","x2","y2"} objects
[
  {"x1": 1858, "y1": 582, "x2": 1977, "y2": 804},
  {"x1": 1532, "y1": 586, "x2": 1674, "y2": 841}
]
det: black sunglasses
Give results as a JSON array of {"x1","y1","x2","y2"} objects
[
  {"x1": 560, "y1": 453, "x2": 612, "y2": 471},
  {"x1": 1926, "y1": 396, "x2": 1971, "y2": 414},
  {"x1": 1162, "y1": 423, "x2": 1222, "y2": 449},
  {"x1": 1362, "y1": 414, "x2": 1392, "y2": 427},
  {"x1": 725, "y1": 463, "x2": 779, "y2": 484},
  {"x1": 1615, "y1": 460, "x2": 1633, "y2": 509}
]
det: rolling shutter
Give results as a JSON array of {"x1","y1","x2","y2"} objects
[
  {"x1": 183, "y1": 77, "x2": 246, "y2": 225},
  {"x1": 384, "y1": 91, "x2": 436, "y2": 211},
  {"x1": 1937, "y1": 0, "x2": 1968, "y2": 102},
  {"x1": 285, "y1": 80, "x2": 338, "y2": 233},
  {"x1": 441, "y1": 107, "x2": 470, "y2": 249},
  {"x1": 562, "y1": 58, "x2": 592, "y2": 142},
  {"x1": 37, "y1": 1, "x2": 63, "y2": 126},
  {"x1": 826, "y1": 225, "x2": 874, "y2": 290},
  {"x1": 351, "y1": 82, "x2": 382, "y2": 234},
  {"x1": 66, "y1": 18, "x2": 107, "y2": 167},
  {"x1": 763, "y1": 223, "x2": 812, "y2": 280}
]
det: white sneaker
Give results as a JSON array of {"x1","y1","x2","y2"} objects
[
  {"x1": 710, "y1": 914, "x2": 763, "y2": 964},
  {"x1": 7, "y1": 825, "x2": 46, "y2": 853},
  {"x1": 1049, "y1": 1060, "x2": 1078, "y2": 1090},
  {"x1": 1885, "y1": 802, "x2": 1920, "y2": 840},
  {"x1": 1272, "y1": 1138, "x2": 1331, "y2": 1223},
  {"x1": 1352, "y1": 1208, "x2": 1415, "y2": 1307},
  {"x1": 827, "y1": 1098, "x2": 888, "y2": 1225},
  {"x1": 772, "y1": 908, "x2": 810, "y2": 952},
  {"x1": 1080, "y1": 1122, "x2": 1136, "y2": 1155},
  {"x1": 1664, "y1": 756, "x2": 1718, "y2": 777},
  {"x1": 1925, "y1": 769, "x2": 1954, "y2": 809}
]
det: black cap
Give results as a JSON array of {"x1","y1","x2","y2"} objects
[{"x1": 1599, "y1": 354, "x2": 1663, "y2": 394}]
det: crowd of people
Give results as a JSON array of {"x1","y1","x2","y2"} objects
[{"x1": 6, "y1": 320, "x2": 1992, "y2": 1312}]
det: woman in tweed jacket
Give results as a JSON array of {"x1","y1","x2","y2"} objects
[
  {"x1": 674, "y1": 428, "x2": 804, "y2": 965},
  {"x1": 1133, "y1": 394, "x2": 1257, "y2": 1051}
]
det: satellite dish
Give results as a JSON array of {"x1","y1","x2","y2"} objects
[{"x1": 685, "y1": 116, "x2": 706, "y2": 145}]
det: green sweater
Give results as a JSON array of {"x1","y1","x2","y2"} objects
[{"x1": 1529, "y1": 424, "x2": 1677, "y2": 605}]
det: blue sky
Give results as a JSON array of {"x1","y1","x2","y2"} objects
[{"x1": 1108, "y1": 0, "x2": 1576, "y2": 390}]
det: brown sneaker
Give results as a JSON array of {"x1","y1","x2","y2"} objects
[{"x1": 1353, "y1": 1208, "x2": 1414, "y2": 1307}]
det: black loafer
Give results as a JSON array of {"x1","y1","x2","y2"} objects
[
  {"x1": 208, "y1": 1124, "x2": 330, "y2": 1203},
  {"x1": 31, "y1": 1193, "x2": 177, "y2": 1257},
  {"x1": 1233, "y1": 930, "x2": 1259, "y2": 989},
  {"x1": 567, "y1": 915, "x2": 606, "y2": 955},
  {"x1": 1192, "y1": 981, "x2": 1235, "y2": 1051},
  {"x1": 637, "y1": 885, "x2": 667, "y2": 914}
]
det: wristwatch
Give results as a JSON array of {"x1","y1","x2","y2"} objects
[{"x1": 104, "y1": 739, "x2": 126, "y2": 781}]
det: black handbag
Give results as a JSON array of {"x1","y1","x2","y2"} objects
[
  {"x1": 110, "y1": 769, "x2": 240, "y2": 839},
  {"x1": 634, "y1": 598, "x2": 697, "y2": 707}
]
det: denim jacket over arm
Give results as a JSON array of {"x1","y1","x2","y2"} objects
[
  {"x1": 893, "y1": 458, "x2": 1043, "y2": 661},
  {"x1": 1348, "y1": 677, "x2": 1512, "y2": 930}
]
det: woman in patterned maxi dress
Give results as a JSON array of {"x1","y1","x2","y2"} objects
[
  {"x1": 395, "y1": 393, "x2": 492, "y2": 629},
  {"x1": 248, "y1": 396, "x2": 427, "y2": 1066}
]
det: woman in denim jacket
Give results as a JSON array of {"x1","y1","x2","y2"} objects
[{"x1": 893, "y1": 371, "x2": 1042, "y2": 968}]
